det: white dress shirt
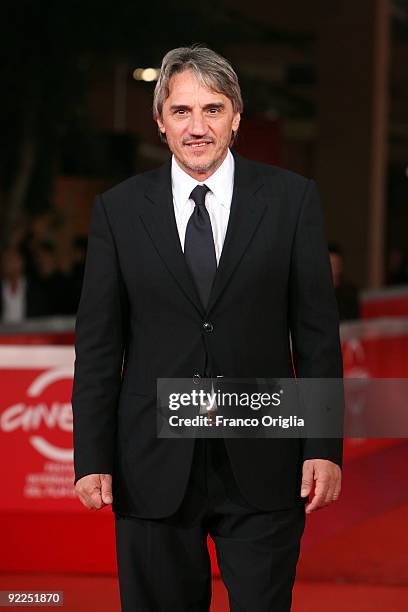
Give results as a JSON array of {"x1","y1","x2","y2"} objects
[
  {"x1": 2, "y1": 277, "x2": 26, "y2": 323},
  {"x1": 171, "y1": 148, "x2": 234, "y2": 264},
  {"x1": 172, "y1": 150, "x2": 235, "y2": 412}
]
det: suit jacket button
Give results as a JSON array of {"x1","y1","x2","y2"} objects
[
  {"x1": 202, "y1": 322, "x2": 214, "y2": 333},
  {"x1": 193, "y1": 372, "x2": 201, "y2": 385}
]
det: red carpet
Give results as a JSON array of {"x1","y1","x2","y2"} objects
[
  {"x1": 1, "y1": 574, "x2": 407, "y2": 611},
  {"x1": 1, "y1": 442, "x2": 407, "y2": 609},
  {"x1": 298, "y1": 502, "x2": 408, "y2": 585}
]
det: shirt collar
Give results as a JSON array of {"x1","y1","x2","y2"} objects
[{"x1": 171, "y1": 148, "x2": 234, "y2": 209}]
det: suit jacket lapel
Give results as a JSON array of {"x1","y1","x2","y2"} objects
[
  {"x1": 206, "y1": 151, "x2": 267, "y2": 314},
  {"x1": 140, "y1": 160, "x2": 205, "y2": 316},
  {"x1": 138, "y1": 151, "x2": 267, "y2": 317}
]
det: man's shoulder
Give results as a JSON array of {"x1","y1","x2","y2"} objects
[
  {"x1": 235, "y1": 153, "x2": 312, "y2": 197},
  {"x1": 98, "y1": 160, "x2": 170, "y2": 210}
]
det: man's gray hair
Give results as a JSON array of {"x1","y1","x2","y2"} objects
[{"x1": 153, "y1": 45, "x2": 244, "y2": 120}]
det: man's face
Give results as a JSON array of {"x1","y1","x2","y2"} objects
[{"x1": 156, "y1": 70, "x2": 241, "y2": 180}]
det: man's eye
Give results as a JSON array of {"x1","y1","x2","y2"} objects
[
  {"x1": 208, "y1": 108, "x2": 219, "y2": 114},
  {"x1": 175, "y1": 109, "x2": 187, "y2": 115}
]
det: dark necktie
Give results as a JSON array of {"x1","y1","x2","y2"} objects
[{"x1": 184, "y1": 184, "x2": 217, "y2": 309}]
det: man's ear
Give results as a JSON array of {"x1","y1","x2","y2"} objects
[
  {"x1": 232, "y1": 112, "x2": 241, "y2": 132},
  {"x1": 156, "y1": 116, "x2": 166, "y2": 135}
]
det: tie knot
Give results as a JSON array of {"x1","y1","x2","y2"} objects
[{"x1": 190, "y1": 184, "x2": 210, "y2": 208}]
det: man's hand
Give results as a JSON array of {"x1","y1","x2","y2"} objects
[
  {"x1": 75, "y1": 474, "x2": 113, "y2": 510},
  {"x1": 301, "y1": 459, "x2": 341, "y2": 514}
]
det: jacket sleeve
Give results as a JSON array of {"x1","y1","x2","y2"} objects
[
  {"x1": 71, "y1": 194, "x2": 128, "y2": 484},
  {"x1": 288, "y1": 179, "x2": 344, "y2": 468}
]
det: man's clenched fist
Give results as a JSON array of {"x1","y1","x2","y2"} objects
[{"x1": 75, "y1": 474, "x2": 113, "y2": 510}]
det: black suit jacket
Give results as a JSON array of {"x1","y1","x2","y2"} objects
[{"x1": 71, "y1": 150, "x2": 343, "y2": 518}]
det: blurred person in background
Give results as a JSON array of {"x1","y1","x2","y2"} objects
[
  {"x1": 33, "y1": 234, "x2": 85, "y2": 317},
  {"x1": 32, "y1": 241, "x2": 68, "y2": 316},
  {"x1": 54, "y1": 244, "x2": 80, "y2": 316},
  {"x1": 0, "y1": 246, "x2": 47, "y2": 323},
  {"x1": 70, "y1": 236, "x2": 87, "y2": 310},
  {"x1": 329, "y1": 242, "x2": 360, "y2": 321},
  {"x1": 386, "y1": 247, "x2": 408, "y2": 285},
  {"x1": 43, "y1": 236, "x2": 88, "y2": 317}
]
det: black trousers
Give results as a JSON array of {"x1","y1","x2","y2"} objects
[{"x1": 115, "y1": 439, "x2": 305, "y2": 612}]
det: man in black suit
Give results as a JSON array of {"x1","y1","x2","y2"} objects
[{"x1": 72, "y1": 46, "x2": 343, "y2": 611}]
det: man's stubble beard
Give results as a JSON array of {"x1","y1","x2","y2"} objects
[
  {"x1": 181, "y1": 145, "x2": 229, "y2": 176},
  {"x1": 182, "y1": 158, "x2": 219, "y2": 175}
]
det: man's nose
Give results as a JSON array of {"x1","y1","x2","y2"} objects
[{"x1": 189, "y1": 112, "x2": 207, "y2": 136}]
